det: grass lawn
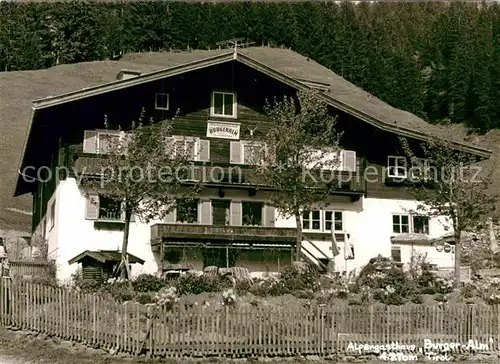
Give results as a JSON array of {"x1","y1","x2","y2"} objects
[{"x1": 0, "y1": 327, "x2": 491, "y2": 364}]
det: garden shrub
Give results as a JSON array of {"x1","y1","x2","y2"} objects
[
  {"x1": 136, "y1": 293, "x2": 155, "y2": 305},
  {"x1": 174, "y1": 273, "x2": 232, "y2": 295},
  {"x1": 132, "y1": 274, "x2": 167, "y2": 292},
  {"x1": 99, "y1": 280, "x2": 135, "y2": 303},
  {"x1": 234, "y1": 279, "x2": 252, "y2": 295},
  {"x1": 280, "y1": 264, "x2": 320, "y2": 292},
  {"x1": 155, "y1": 286, "x2": 179, "y2": 310}
]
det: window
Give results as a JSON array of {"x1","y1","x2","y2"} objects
[
  {"x1": 173, "y1": 137, "x2": 198, "y2": 160},
  {"x1": 391, "y1": 246, "x2": 402, "y2": 263},
  {"x1": 49, "y1": 199, "x2": 56, "y2": 230},
  {"x1": 325, "y1": 211, "x2": 343, "y2": 231},
  {"x1": 413, "y1": 215, "x2": 429, "y2": 234},
  {"x1": 393, "y1": 214, "x2": 429, "y2": 234},
  {"x1": 410, "y1": 157, "x2": 431, "y2": 180},
  {"x1": 392, "y1": 214, "x2": 409, "y2": 233},
  {"x1": 243, "y1": 142, "x2": 265, "y2": 165},
  {"x1": 176, "y1": 199, "x2": 198, "y2": 223},
  {"x1": 155, "y1": 93, "x2": 169, "y2": 110},
  {"x1": 242, "y1": 202, "x2": 263, "y2": 226},
  {"x1": 304, "y1": 149, "x2": 343, "y2": 170},
  {"x1": 98, "y1": 196, "x2": 123, "y2": 220},
  {"x1": 97, "y1": 132, "x2": 121, "y2": 154},
  {"x1": 303, "y1": 210, "x2": 343, "y2": 232},
  {"x1": 387, "y1": 156, "x2": 407, "y2": 178},
  {"x1": 211, "y1": 91, "x2": 236, "y2": 118}
]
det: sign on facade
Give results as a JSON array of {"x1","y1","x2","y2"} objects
[{"x1": 206, "y1": 122, "x2": 240, "y2": 140}]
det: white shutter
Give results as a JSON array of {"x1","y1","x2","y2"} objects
[
  {"x1": 83, "y1": 130, "x2": 98, "y2": 154},
  {"x1": 342, "y1": 150, "x2": 357, "y2": 172},
  {"x1": 230, "y1": 201, "x2": 242, "y2": 226},
  {"x1": 230, "y1": 142, "x2": 242, "y2": 164},
  {"x1": 85, "y1": 194, "x2": 99, "y2": 220},
  {"x1": 198, "y1": 140, "x2": 210, "y2": 162},
  {"x1": 264, "y1": 205, "x2": 275, "y2": 227},
  {"x1": 164, "y1": 208, "x2": 175, "y2": 223}
]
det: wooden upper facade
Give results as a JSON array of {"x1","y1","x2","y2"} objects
[{"x1": 14, "y1": 47, "x2": 491, "y2": 237}]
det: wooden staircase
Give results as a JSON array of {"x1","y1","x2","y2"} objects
[{"x1": 300, "y1": 233, "x2": 348, "y2": 273}]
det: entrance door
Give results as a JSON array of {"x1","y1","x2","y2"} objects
[{"x1": 212, "y1": 200, "x2": 230, "y2": 225}]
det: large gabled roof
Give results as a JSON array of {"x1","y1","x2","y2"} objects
[{"x1": 0, "y1": 46, "x2": 493, "y2": 229}]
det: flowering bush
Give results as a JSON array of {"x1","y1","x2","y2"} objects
[
  {"x1": 435, "y1": 276, "x2": 454, "y2": 294},
  {"x1": 222, "y1": 289, "x2": 237, "y2": 307},
  {"x1": 132, "y1": 274, "x2": 167, "y2": 292},
  {"x1": 154, "y1": 286, "x2": 179, "y2": 310}
]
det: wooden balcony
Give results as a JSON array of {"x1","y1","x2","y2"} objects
[
  {"x1": 151, "y1": 223, "x2": 298, "y2": 245},
  {"x1": 72, "y1": 153, "x2": 366, "y2": 200}
]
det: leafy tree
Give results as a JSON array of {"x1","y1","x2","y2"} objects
[
  {"x1": 400, "y1": 135, "x2": 497, "y2": 286},
  {"x1": 249, "y1": 90, "x2": 342, "y2": 262},
  {"x1": 84, "y1": 111, "x2": 199, "y2": 279}
]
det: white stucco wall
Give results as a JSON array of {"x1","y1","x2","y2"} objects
[
  {"x1": 275, "y1": 197, "x2": 453, "y2": 274},
  {"x1": 54, "y1": 178, "x2": 158, "y2": 282},
  {"x1": 49, "y1": 177, "x2": 454, "y2": 281}
]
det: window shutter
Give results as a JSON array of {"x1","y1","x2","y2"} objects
[
  {"x1": 230, "y1": 142, "x2": 242, "y2": 164},
  {"x1": 130, "y1": 213, "x2": 136, "y2": 222},
  {"x1": 198, "y1": 140, "x2": 210, "y2": 162},
  {"x1": 85, "y1": 194, "x2": 99, "y2": 220},
  {"x1": 230, "y1": 201, "x2": 242, "y2": 226},
  {"x1": 264, "y1": 205, "x2": 275, "y2": 227},
  {"x1": 164, "y1": 208, "x2": 175, "y2": 223},
  {"x1": 342, "y1": 150, "x2": 357, "y2": 172},
  {"x1": 83, "y1": 130, "x2": 98, "y2": 154},
  {"x1": 200, "y1": 200, "x2": 212, "y2": 225}
]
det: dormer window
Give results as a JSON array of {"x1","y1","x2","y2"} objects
[
  {"x1": 116, "y1": 69, "x2": 141, "y2": 80},
  {"x1": 155, "y1": 93, "x2": 169, "y2": 111},
  {"x1": 211, "y1": 91, "x2": 237, "y2": 118}
]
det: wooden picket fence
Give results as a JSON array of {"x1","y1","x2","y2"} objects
[
  {"x1": 9, "y1": 260, "x2": 56, "y2": 279},
  {"x1": 1, "y1": 278, "x2": 500, "y2": 358}
]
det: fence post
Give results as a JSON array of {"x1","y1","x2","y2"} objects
[{"x1": 146, "y1": 305, "x2": 153, "y2": 357}]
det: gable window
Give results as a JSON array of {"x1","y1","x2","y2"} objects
[
  {"x1": 211, "y1": 91, "x2": 236, "y2": 118},
  {"x1": 99, "y1": 196, "x2": 123, "y2": 221},
  {"x1": 176, "y1": 199, "x2": 199, "y2": 223},
  {"x1": 155, "y1": 93, "x2": 169, "y2": 111},
  {"x1": 242, "y1": 201, "x2": 263, "y2": 226},
  {"x1": 303, "y1": 210, "x2": 343, "y2": 232},
  {"x1": 393, "y1": 214, "x2": 429, "y2": 234},
  {"x1": 387, "y1": 156, "x2": 407, "y2": 178}
]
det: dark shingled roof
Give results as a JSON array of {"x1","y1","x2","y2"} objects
[
  {"x1": 0, "y1": 46, "x2": 492, "y2": 231},
  {"x1": 68, "y1": 250, "x2": 145, "y2": 265}
]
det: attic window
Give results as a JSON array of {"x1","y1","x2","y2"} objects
[
  {"x1": 155, "y1": 93, "x2": 170, "y2": 111},
  {"x1": 116, "y1": 70, "x2": 141, "y2": 80}
]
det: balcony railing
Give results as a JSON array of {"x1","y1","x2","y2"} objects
[
  {"x1": 72, "y1": 153, "x2": 366, "y2": 195},
  {"x1": 151, "y1": 223, "x2": 298, "y2": 244}
]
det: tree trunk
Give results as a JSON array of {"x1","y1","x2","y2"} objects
[
  {"x1": 120, "y1": 207, "x2": 132, "y2": 279},
  {"x1": 295, "y1": 213, "x2": 303, "y2": 261},
  {"x1": 454, "y1": 229, "x2": 462, "y2": 288}
]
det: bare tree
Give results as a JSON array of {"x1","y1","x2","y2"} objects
[
  {"x1": 84, "y1": 111, "x2": 200, "y2": 278},
  {"x1": 400, "y1": 135, "x2": 497, "y2": 286}
]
